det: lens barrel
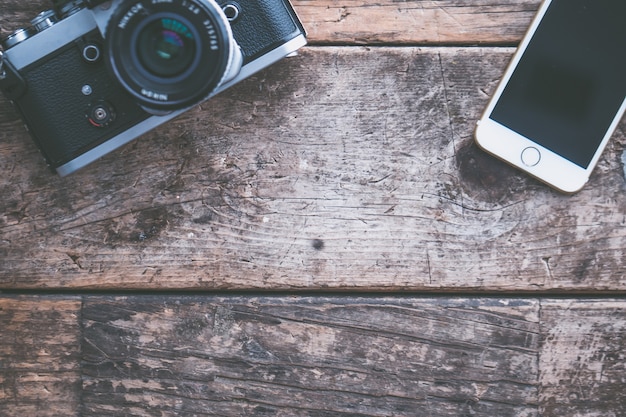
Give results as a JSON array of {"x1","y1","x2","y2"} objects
[{"x1": 106, "y1": 0, "x2": 240, "y2": 112}]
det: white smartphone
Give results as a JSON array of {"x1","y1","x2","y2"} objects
[{"x1": 475, "y1": 0, "x2": 626, "y2": 193}]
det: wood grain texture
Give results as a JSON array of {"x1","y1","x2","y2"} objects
[
  {"x1": 2, "y1": 47, "x2": 626, "y2": 291},
  {"x1": 0, "y1": 296, "x2": 82, "y2": 417},
  {"x1": 0, "y1": 0, "x2": 540, "y2": 45},
  {"x1": 3, "y1": 296, "x2": 625, "y2": 416},
  {"x1": 2, "y1": 1, "x2": 625, "y2": 416},
  {"x1": 539, "y1": 300, "x2": 626, "y2": 417},
  {"x1": 293, "y1": 0, "x2": 539, "y2": 45},
  {"x1": 80, "y1": 296, "x2": 540, "y2": 416}
]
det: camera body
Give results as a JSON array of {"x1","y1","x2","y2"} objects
[{"x1": 0, "y1": 0, "x2": 306, "y2": 175}]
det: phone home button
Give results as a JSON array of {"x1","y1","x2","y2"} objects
[{"x1": 521, "y1": 147, "x2": 541, "y2": 167}]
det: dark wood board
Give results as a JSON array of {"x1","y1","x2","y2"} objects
[
  {"x1": 0, "y1": 296, "x2": 82, "y2": 417},
  {"x1": 80, "y1": 296, "x2": 538, "y2": 416},
  {"x1": 2, "y1": 295, "x2": 626, "y2": 416}
]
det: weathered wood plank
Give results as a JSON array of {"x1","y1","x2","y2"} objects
[
  {"x1": 293, "y1": 0, "x2": 539, "y2": 45},
  {"x1": 2, "y1": 47, "x2": 625, "y2": 291},
  {"x1": 0, "y1": 0, "x2": 539, "y2": 45},
  {"x1": 539, "y1": 300, "x2": 626, "y2": 417},
  {"x1": 81, "y1": 296, "x2": 540, "y2": 416},
  {"x1": 2, "y1": 296, "x2": 625, "y2": 416},
  {"x1": 0, "y1": 296, "x2": 82, "y2": 417}
]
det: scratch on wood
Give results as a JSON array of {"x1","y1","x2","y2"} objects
[
  {"x1": 67, "y1": 253, "x2": 83, "y2": 270},
  {"x1": 426, "y1": 250, "x2": 433, "y2": 284},
  {"x1": 336, "y1": 7, "x2": 351, "y2": 23},
  {"x1": 368, "y1": 174, "x2": 391, "y2": 184},
  {"x1": 542, "y1": 257, "x2": 554, "y2": 282}
]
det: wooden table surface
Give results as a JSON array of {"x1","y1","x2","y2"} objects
[{"x1": 1, "y1": 1, "x2": 625, "y2": 416}]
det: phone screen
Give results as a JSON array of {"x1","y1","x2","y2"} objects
[{"x1": 490, "y1": 0, "x2": 626, "y2": 168}]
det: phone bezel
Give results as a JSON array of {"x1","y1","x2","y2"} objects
[{"x1": 474, "y1": 0, "x2": 626, "y2": 193}]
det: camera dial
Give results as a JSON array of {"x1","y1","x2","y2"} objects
[
  {"x1": 31, "y1": 10, "x2": 59, "y2": 32},
  {"x1": 1, "y1": 28, "x2": 33, "y2": 50},
  {"x1": 2, "y1": 9, "x2": 60, "y2": 50},
  {"x1": 105, "y1": 0, "x2": 242, "y2": 113},
  {"x1": 52, "y1": 0, "x2": 87, "y2": 18}
]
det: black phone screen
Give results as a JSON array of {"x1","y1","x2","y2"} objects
[{"x1": 490, "y1": 0, "x2": 626, "y2": 168}]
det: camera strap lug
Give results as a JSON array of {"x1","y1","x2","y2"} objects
[
  {"x1": 0, "y1": 51, "x2": 5, "y2": 80},
  {"x1": 0, "y1": 52, "x2": 27, "y2": 100}
]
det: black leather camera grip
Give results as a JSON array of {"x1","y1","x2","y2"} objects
[{"x1": 224, "y1": 0, "x2": 305, "y2": 62}]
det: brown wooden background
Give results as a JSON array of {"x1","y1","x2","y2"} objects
[{"x1": 1, "y1": 1, "x2": 625, "y2": 416}]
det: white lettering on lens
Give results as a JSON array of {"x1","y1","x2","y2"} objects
[
  {"x1": 141, "y1": 89, "x2": 169, "y2": 101},
  {"x1": 203, "y1": 20, "x2": 219, "y2": 50},
  {"x1": 182, "y1": 1, "x2": 200, "y2": 14},
  {"x1": 118, "y1": 3, "x2": 145, "y2": 29}
]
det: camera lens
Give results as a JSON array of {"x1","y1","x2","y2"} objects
[
  {"x1": 137, "y1": 18, "x2": 196, "y2": 78},
  {"x1": 106, "y1": 0, "x2": 241, "y2": 112}
]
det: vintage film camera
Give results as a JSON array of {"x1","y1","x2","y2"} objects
[{"x1": 0, "y1": 0, "x2": 306, "y2": 175}]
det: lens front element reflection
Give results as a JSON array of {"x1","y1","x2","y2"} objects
[{"x1": 138, "y1": 18, "x2": 196, "y2": 78}]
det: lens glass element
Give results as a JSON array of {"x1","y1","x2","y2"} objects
[{"x1": 138, "y1": 18, "x2": 196, "y2": 78}]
